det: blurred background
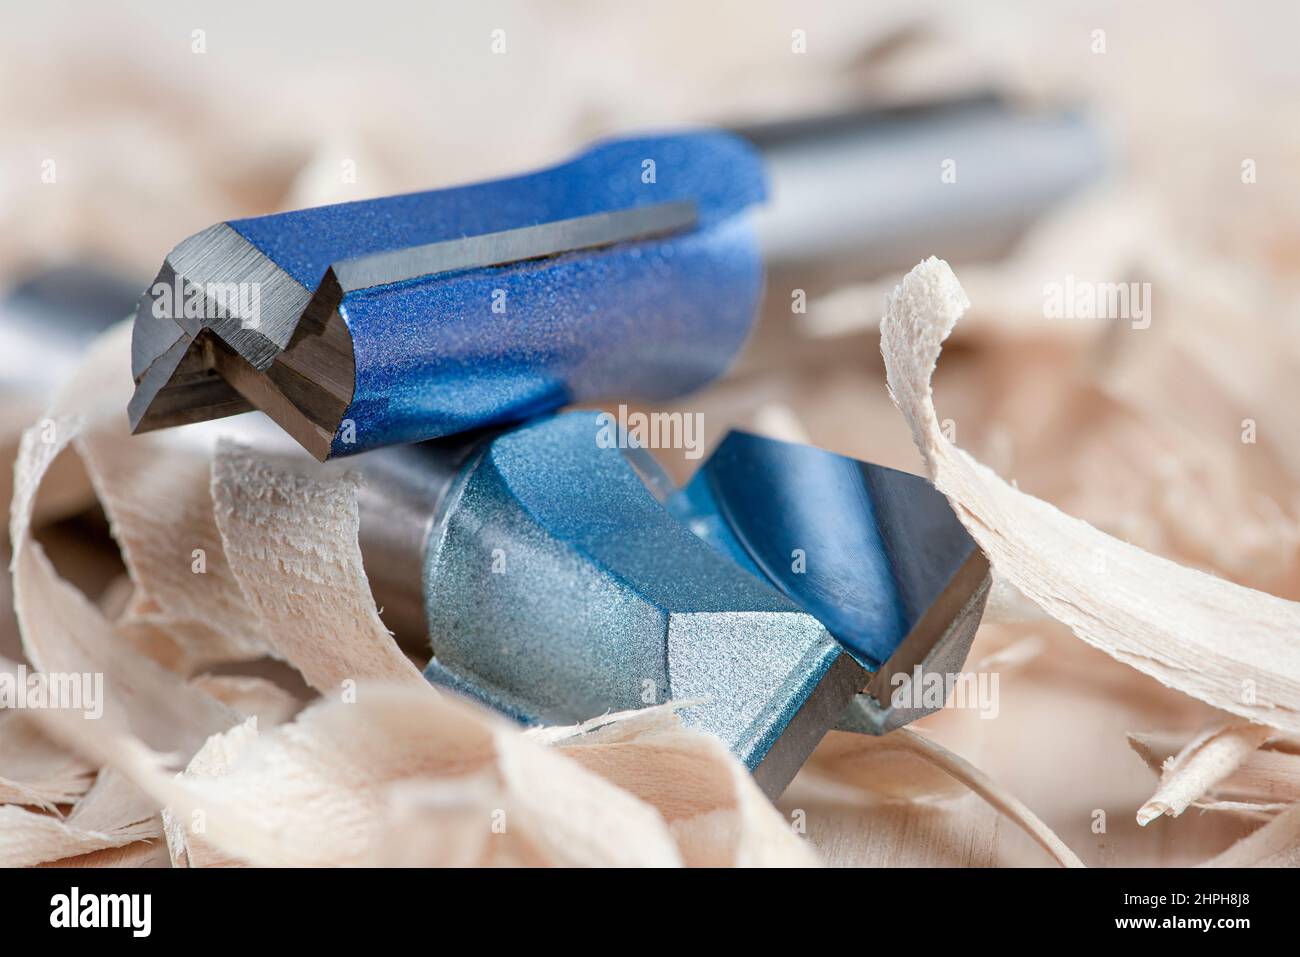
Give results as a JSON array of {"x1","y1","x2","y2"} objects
[{"x1": 3, "y1": 0, "x2": 1299, "y2": 865}]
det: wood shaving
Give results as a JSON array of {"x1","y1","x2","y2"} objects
[{"x1": 879, "y1": 257, "x2": 1300, "y2": 732}]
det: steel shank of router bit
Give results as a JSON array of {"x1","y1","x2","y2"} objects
[{"x1": 353, "y1": 413, "x2": 989, "y2": 799}]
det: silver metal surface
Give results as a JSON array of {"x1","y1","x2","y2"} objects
[
  {"x1": 741, "y1": 93, "x2": 1106, "y2": 296},
  {"x1": 331, "y1": 201, "x2": 699, "y2": 293},
  {"x1": 753, "y1": 651, "x2": 869, "y2": 796},
  {"x1": 128, "y1": 222, "x2": 314, "y2": 435},
  {"x1": 839, "y1": 552, "x2": 991, "y2": 734},
  {"x1": 350, "y1": 437, "x2": 480, "y2": 642}
]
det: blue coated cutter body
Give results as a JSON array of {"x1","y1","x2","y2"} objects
[{"x1": 129, "y1": 132, "x2": 768, "y2": 459}]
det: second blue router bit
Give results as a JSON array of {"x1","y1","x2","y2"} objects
[{"x1": 352, "y1": 412, "x2": 988, "y2": 798}]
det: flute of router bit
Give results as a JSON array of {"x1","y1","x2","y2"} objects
[{"x1": 127, "y1": 93, "x2": 1103, "y2": 460}]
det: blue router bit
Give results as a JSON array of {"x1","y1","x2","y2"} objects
[
  {"x1": 127, "y1": 94, "x2": 1103, "y2": 458},
  {"x1": 350, "y1": 413, "x2": 988, "y2": 798},
  {"x1": 128, "y1": 131, "x2": 764, "y2": 458}
]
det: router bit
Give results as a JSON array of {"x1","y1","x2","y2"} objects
[
  {"x1": 127, "y1": 93, "x2": 1103, "y2": 459},
  {"x1": 352, "y1": 412, "x2": 988, "y2": 798},
  {"x1": 15, "y1": 267, "x2": 988, "y2": 799}
]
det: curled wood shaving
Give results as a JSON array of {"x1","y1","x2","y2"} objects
[
  {"x1": 879, "y1": 258, "x2": 1300, "y2": 732},
  {"x1": 541, "y1": 704, "x2": 819, "y2": 866},
  {"x1": 1130, "y1": 720, "x2": 1275, "y2": 825},
  {"x1": 209, "y1": 440, "x2": 427, "y2": 693},
  {"x1": 1129, "y1": 727, "x2": 1300, "y2": 817},
  {"x1": 1201, "y1": 802, "x2": 1300, "y2": 867},
  {"x1": 0, "y1": 704, "x2": 94, "y2": 810},
  {"x1": 893, "y1": 729, "x2": 1083, "y2": 868}
]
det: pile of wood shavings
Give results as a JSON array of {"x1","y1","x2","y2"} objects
[{"x1": 4, "y1": 2, "x2": 1300, "y2": 867}]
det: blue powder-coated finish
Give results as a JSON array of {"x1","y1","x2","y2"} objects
[
  {"x1": 227, "y1": 133, "x2": 767, "y2": 456},
  {"x1": 417, "y1": 413, "x2": 842, "y2": 770},
  {"x1": 670, "y1": 431, "x2": 980, "y2": 669}
]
